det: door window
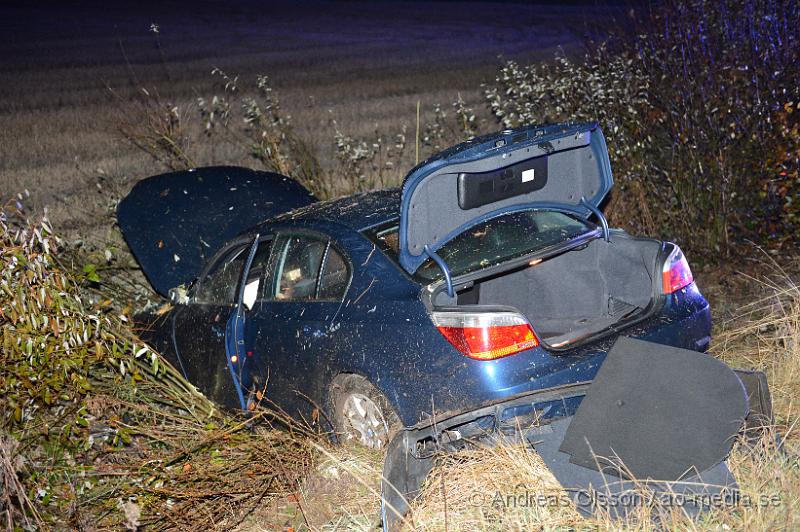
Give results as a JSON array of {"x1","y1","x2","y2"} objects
[
  {"x1": 193, "y1": 246, "x2": 248, "y2": 306},
  {"x1": 274, "y1": 236, "x2": 327, "y2": 301},
  {"x1": 241, "y1": 240, "x2": 272, "y2": 310},
  {"x1": 269, "y1": 235, "x2": 350, "y2": 301}
]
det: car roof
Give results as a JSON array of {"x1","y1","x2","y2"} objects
[{"x1": 266, "y1": 188, "x2": 400, "y2": 231}]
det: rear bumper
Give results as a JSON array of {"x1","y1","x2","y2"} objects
[
  {"x1": 397, "y1": 284, "x2": 712, "y2": 433},
  {"x1": 382, "y1": 382, "x2": 591, "y2": 528},
  {"x1": 402, "y1": 381, "x2": 591, "y2": 447},
  {"x1": 381, "y1": 329, "x2": 765, "y2": 532}
]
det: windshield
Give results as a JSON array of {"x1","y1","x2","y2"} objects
[{"x1": 367, "y1": 210, "x2": 596, "y2": 281}]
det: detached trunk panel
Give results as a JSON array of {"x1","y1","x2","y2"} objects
[{"x1": 471, "y1": 234, "x2": 661, "y2": 345}]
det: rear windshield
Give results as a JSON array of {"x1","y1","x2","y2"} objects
[{"x1": 367, "y1": 210, "x2": 596, "y2": 281}]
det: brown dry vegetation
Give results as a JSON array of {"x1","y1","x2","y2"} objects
[
  {"x1": 281, "y1": 261, "x2": 800, "y2": 531},
  {"x1": 3, "y1": 1, "x2": 800, "y2": 530}
]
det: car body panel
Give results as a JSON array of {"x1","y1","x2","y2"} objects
[
  {"x1": 172, "y1": 301, "x2": 241, "y2": 409},
  {"x1": 117, "y1": 166, "x2": 316, "y2": 296},
  {"x1": 398, "y1": 122, "x2": 613, "y2": 273},
  {"x1": 122, "y1": 124, "x2": 708, "y2": 436},
  {"x1": 135, "y1": 209, "x2": 712, "y2": 429},
  {"x1": 117, "y1": 124, "x2": 744, "y2": 530}
]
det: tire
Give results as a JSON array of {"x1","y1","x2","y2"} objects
[{"x1": 330, "y1": 374, "x2": 401, "y2": 449}]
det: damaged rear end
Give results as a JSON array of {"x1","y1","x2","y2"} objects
[
  {"x1": 378, "y1": 123, "x2": 770, "y2": 528},
  {"x1": 394, "y1": 122, "x2": 700, "y2": 352}
]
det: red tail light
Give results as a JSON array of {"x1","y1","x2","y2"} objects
[
  {"x1": 431, "y1": 311, "x2": 539, "y2": 360},
  {"x1": 662, "y1": 245, "x2": 694, "y2": 294}
]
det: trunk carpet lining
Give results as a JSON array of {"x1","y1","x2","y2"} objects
[
  {"x1": 475, "y1": 235, "x2": 660, "y2": 342},
  {"x1": 558, "y1": 337, "x2": 748, "y2": 480}
]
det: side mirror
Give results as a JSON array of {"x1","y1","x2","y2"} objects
[{"x1": 168, "y1": 285, "x2": 189, "y2": 305}]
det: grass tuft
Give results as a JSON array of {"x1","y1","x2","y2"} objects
[{"x1": 0, "y1": 202, "x2": 316, "y2": 529}]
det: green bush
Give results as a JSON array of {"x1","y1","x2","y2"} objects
[
  {"x1": 1, "y1": 203, "x2": 311, "y2": 528},
  {"x1": 485, "y1": 0, "x2": 800, "y2": 260}
]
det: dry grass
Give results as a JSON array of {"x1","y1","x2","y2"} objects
[
  {"x1": 409, "y1": 445, "x2": 581, "y2": 531},
  {"x1": 296, "y1": 261, "x2": 800, "y2": 531},
  {"x1": 4, "y1": 3, "x2": 799, "y2": 529},
  {"x1": 0, "y1": 207, "x2": 322, "y2": 529},
  {"x1": 713, "y1": 259, "x2": 800, "y2": 431}
]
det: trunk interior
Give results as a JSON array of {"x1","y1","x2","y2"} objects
[{"x1": 446, "y1": 234, "x2": 663, "y2": 347}]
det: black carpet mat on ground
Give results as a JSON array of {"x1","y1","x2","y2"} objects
[
  {"x1": 530, "y1": 417, "x2": 738, "y2": 519},
  {"x1": 559, "y1": 336, "x2": 748, "y2": 480}
]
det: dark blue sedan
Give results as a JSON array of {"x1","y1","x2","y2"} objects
[{"x1": 120, "y1": 122, "x2": 711, "y2": 449}]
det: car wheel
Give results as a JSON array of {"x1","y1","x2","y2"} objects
[{"x1": 331, "y1": 374, "x2": 400, "y2": 449}]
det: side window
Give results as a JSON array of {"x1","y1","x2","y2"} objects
[
  {"x1": 318, "y1": 247, "x2": 349, "y2": 300},
  {"x1": 274, "y1": 236, "x2": 327, "y2": 301},
  {"x1": 241, "y1": 240, "x2": 272, "y2": 310},
  {"x1": 194, "y1": 246, "x2": 248, "y2": 306}
]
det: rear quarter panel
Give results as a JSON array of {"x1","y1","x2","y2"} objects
[
  {"x1": 134, "y1": 218, "x2": 711, "y2": 432},
  {"x1": 355, "y1": 280, "x2": 711, "y2": 428}
]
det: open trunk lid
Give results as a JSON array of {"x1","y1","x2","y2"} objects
[
  {"x1": 398, "y1": 122, "x2": 613, "y2": 274},
  {"x1": 117, "y1": 166, "x2": 315, "y2": 297}
]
